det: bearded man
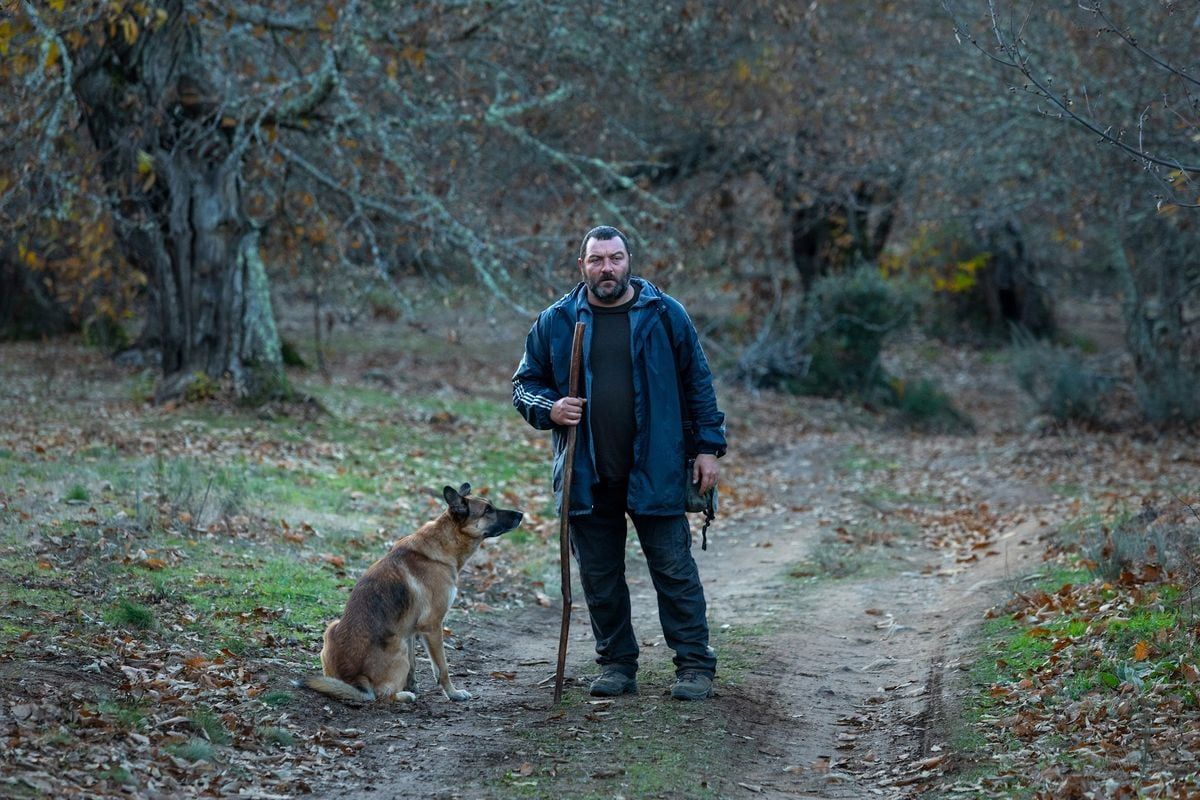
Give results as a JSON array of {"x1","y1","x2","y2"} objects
[{"x1": 512, "y1": 225, "x2": 727, "y2": 700}]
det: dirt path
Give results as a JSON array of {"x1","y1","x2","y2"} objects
[{"x1": 299, "y1": 420, "x2": 1069, "y2": 800}]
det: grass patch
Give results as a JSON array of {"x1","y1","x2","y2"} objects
[
  {"x1": 837, "y1": 445, "x2": 899, "y2": 474},
  {"x1": 257, "y1": 726, "x2": 296, "y2": 747},
  {"x1": 260, "y1": 690, "x2": 295, "y2": 708},
  {"x1": 96, "y1": 699, "x2": 150, "y2": 731},
  {"x1": 65, "y1": 483, "x2": 90, "y2": 503},
  {"x1": 181, "y1": 554, "x2": 346, "y2": 637},
  {"x1": 167, "y1": 737, "x2": 216, "y2": 763},
  {"x1": 98, "y1": 766, "x2": 136, "y2": 786},
  {"x1": 786, "y1": 519, "x2": 916, "y2": 581},
  {"x1": 710, "y1": 622, "x2": 768, "y2": 681},
  {"x1": 106, "y1": 599, "x2": 156, "y2": 630},
  {"x1": 189, "y1": 706, "x2": 232, "y2": 745}
]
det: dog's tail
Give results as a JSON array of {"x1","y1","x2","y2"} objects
[{"x1": 293, "y1": 675, "x2": 376, "y2": 704}]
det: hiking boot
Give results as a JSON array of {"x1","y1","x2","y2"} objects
[
  {"x1": 590, "y1": 669, "x2": 637, "y2": 697},
  {"x1": 671, "y1": 670, "x2": 713, "y2": 701}
]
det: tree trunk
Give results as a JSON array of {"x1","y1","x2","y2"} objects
[
  {"x1": 783, "y1": 178, "x2": 903, "y2": 290},
  {"x1": 72, "y1": 1, "x2": 284, "y2": 403},
  {"x1": 1112, "y1": 229, "x2": 1198, "y2": 425}
]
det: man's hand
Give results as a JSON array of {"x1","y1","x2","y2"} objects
[
  {"x1": 692, "y1": 453, "x2": 719, "y2": 494},
  {"x1": 550, "y1": 396, "x2": 586, "y2": 427}
]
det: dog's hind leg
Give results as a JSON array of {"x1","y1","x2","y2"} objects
[
  {"x1": 376, "y1": 642, "x2": 417, "y2": 703},
  {"x1": 422, "y1": 628, "x2": 470, "y2": 701}
]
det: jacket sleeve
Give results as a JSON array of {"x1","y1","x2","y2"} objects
[
  {"x1": 512, "y1": 313, "x2": 560, "y2": 430},
  {"x1": 667, "y1": 300, "x2": 728, "y2": 458}
]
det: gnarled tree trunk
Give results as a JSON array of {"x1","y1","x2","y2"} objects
[
  {"x1": 786, "y1": 177, "x2": 903, "y2": 290},
  {"x1": 72, "y1": 1, "x2": 283, "y2": 403}
]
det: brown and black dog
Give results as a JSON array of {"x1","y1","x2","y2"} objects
[{"x1": 295, "y1": 483, "x2": 522, "y2": 704}]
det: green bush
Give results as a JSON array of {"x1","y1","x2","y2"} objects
[
  {"x1": 1135, "y1": 369, "x2": 1200, "y2": 426},
  {"x1": 82, "y1": 313, "x2": 130, "y2": 352},
  {"x1": 1012, "y1": 333, "x2": 1112, "y2": 424},
  {"x1": 280, "y1": 339, "x2": 307, "y2": 368},
  {"x1": 889, "y1": 378, "x2": 974, "y2": 433},
  {"x1": 733, "y1": 266, "x2": 912, "y2": 396},
  {"x1": 796, "y1": 266, "x2": 914, "y2": 399},
  {"x1": 736, "y1": 267, "x2": 970, "y2": 427}
]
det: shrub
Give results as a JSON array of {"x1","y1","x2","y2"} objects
[
  {"x1": 889, "y1": 378, "x2": 975, "y2": 433},
  {"x1": 280, "y1": 339, "x2": 307, "y2": 368},
  {"x1": 736, "y1": 266, "x2": 970, "y2": 427},
  {"x1": 798, "y1": 266, "x2": 914, "y2": 399},
  {"x1": 182, "y1": 371, "x2": 220, "y2": 403},
  {"x1": 1012, "y1": 333, "x2": 1113, "y2": 424},
  {"x1": 82, "y1": 313, "x2": 130, "y2": 352},
  {"x1": 1134, "y1": 368, "x2": 1200, "y2": 427},
  {"x1": 736, "y1": 266, "x2": 914, "y2": 396}
]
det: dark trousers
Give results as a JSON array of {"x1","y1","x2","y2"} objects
[{"x1": 570, "y1": 480, "x2": 716, "y2": 677}]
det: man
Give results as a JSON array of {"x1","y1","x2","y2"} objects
[{"x1": 512, "y1": 225, "x2": 727, "y2": 701}]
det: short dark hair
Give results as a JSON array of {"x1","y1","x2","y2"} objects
[{"x1": 578, "y1": 225, "x2": 632, "y2": 263}]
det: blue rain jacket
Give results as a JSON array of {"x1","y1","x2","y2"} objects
[{"x1": 512, "y1": 278, "x2": 727, "y2": 516}]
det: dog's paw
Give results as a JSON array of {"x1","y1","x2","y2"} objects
[
  {"x1": 445, "y1": 688, "x2": 472, "y2": 702},
  {"x1": 392, "y1": 691, "x2": 417, "y2": 702}
]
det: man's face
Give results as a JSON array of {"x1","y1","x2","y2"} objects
[{"x1": 579, "y1": 236, "x2": 631, "y2": 303}]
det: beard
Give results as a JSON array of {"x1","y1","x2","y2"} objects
[{"x1": 587, "y1": 272, "x2": 630, "y2": 302}]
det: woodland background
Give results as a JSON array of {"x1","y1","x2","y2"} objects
[{"x1": 1, "y1": 0, "x2": 1197, "y2": 422}]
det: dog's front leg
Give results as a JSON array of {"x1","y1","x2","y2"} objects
[
  {"x1": 422, "y1": 628, "x2": 470, "y2": 701},
  {"x1": 403, "y1": 634, "x2": 418, "y2": 694}
]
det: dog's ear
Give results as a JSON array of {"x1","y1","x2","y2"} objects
[
  {"x1": 458, "y1": 482, "x2": 471, "y2": 497},
  {"x1": 443, "y1": 485, "x2": 469, "y2": 518}
]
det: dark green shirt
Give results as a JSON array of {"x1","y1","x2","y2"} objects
[{"x1": 588, "y1": 286, "x2": 640, "y2": 481}]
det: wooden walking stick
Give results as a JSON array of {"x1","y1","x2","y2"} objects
[{"x1": 554, "y1": 321, "x2": 585, "y2": 705}]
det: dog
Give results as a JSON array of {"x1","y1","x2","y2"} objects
[{"x1": 295, "y1": 483, "x2": 522, "y2": 704}]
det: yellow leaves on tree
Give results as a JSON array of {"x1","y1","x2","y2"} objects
[
  {"x1": 879, "y1": 221, "x2": 991, "y2": 295},
  {"x1": 400, "y1": 46, "x2": 426, "y2": 69}
]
